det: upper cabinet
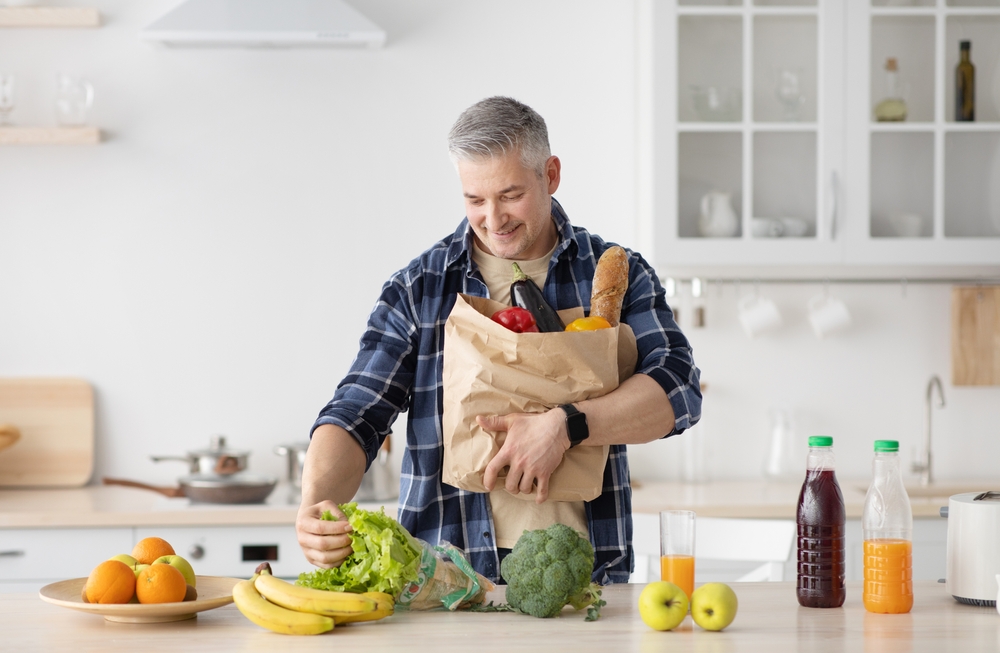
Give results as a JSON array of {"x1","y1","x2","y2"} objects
[{"x1": 638, "y1": 0, "x2": 1000, "y2": 275}]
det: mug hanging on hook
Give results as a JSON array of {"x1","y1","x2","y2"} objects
[
  {"x1": 737, "y1": 281, "x2": 782, "y2": 338},
  {"x1": 807, "y1": 282, "x2": 851, "y2": 339}
]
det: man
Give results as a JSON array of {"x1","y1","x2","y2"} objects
[{"x1": 296, "y1": 96, "x2": 701, "y2": 584}]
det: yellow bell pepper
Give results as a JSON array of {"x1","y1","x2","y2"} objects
[{"x1": 565, "y1": 316, "x2": 612, "y2": 331}]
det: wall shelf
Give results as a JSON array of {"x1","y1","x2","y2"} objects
[
  {"x1": 0, "y1": 7, "x2": 100, "y2": 28},
  {"x1": 0, "y1": 127, "x2": 100, "y2": 145}
]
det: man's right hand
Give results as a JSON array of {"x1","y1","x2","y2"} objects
[{"x1": 295, "y1": 500, "x2": 355, "y2": 568}]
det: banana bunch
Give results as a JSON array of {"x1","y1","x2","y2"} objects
[{"x1": 232, "y1": 568, "x2": 394, "y2": 636}]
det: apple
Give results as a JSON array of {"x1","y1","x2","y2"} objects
[
  {"x1": 132, "y1": 563, "x2": 150, "y2": 579},
  {"x1": 638, "y1": 581, "x2": 689, "y2": 631},
  {"x1": 690, "y1": 582, "x2": 738, "y2": 632},
  {"x1": 108, "y1": 554, "x2": 138, "y2": 567},
  {"x1": 153, "y1": 555, "x2": 196, "y2": 588}
]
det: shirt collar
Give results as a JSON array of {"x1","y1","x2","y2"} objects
[{"x1": 446, "y1": 197, "x2": 576, "y2": 269}]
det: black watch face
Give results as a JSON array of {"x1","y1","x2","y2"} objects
[{"x1": 567, "y1": 411, "x2": 588, "y2": 445}]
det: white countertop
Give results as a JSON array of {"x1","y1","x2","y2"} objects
[{"x1": 2, "y1": 478, "x2": 989, "y2": 529}]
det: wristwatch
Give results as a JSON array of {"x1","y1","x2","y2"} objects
[{"x1": 560, "y1": 404, "x2": 589, "y2": 448}]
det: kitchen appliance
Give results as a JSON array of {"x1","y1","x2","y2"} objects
[
  {"x1": 355, "y1": 434, "x2": 397, "y2": 502},
  {"x1": 103, "y1": 472, "x2": 277, "y2": 504},
  {"x1": 140, "y1": 0, "x2": 386, "y2": 49},
  {"x1": 273, "y1": 441, "x2": 308, "y2": 488},
  {"x1": 151, "y1": 435, "x2": 248, "y2": 475},
  {"x1": 945, "y1": 491, "x2": 1000, "y2": 606},
  {"x1": 0, "y1": 378, "x2": 94, "y2": 487}
]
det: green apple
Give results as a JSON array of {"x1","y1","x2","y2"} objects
[
  {"x1": 690, "y1": 582, "x2": 738, "y2": 632},
  {"x1": 108, "y1": 554, "x2": 138, "y2": 567},
  {"x1": 133, "y1": 563, "x2": 150, "y2": 579},
  {"x1": 638, "y1": 581, "x2": 689, "y2": 631},
  {"x1": 153, "y1": 555, "x2": 197, "y2": 587}
]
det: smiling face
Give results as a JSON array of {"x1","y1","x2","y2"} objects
[{"x1": 458, "y1": 152, "x2": 561, "y2": 261}]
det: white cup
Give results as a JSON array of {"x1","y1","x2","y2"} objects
[
  {"x1": 738, "y1": 294, "x2": 783, "y2": 338},
  {"x1": 807, "y1": 293, "x2": 851, "y2": 338},
  {"x1": 54, "y1": 75, "x2": 94, "y2": 126}
]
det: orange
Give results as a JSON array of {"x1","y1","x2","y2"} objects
[
  {"x1": 136, "y1": 563, "x2": 188, "y2": 604},
  {"x1": 85, "y1": 560, "x2": 137, "y2": 604},
  {"x1": 131, "y1": 537, "x2": 175, "y2": 565}
]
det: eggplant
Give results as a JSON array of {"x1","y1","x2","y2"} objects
[{"x1": 510, "y1": 262, "x2": 565, "y2": 332}]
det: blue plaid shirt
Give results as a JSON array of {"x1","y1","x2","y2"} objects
[{"x1": 313, "y1": 198, "x2": 701, "y2": 585}]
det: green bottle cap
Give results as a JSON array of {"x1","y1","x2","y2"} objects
[
  {"x1": 874, "y1": 439, "x2": 899, "y2": 452},
  {"x1": 808, "y1": 436, "x2": 833, "y2": 447}
]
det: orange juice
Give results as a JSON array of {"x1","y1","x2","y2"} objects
[
  {"x1": 660, "y1": 554, "x2": 695, "y2": 599},
  {"x1": 863, "y1": 539, "x2": 913, "y2": 614}
]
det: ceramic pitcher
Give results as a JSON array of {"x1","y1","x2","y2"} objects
[{"x1": 698, "y1": 191, "x2": 739, "y2": 237}]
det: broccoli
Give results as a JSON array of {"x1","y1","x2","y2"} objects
[{"x1": 500, "y1": 523, "x2": 605, "y2": 620}]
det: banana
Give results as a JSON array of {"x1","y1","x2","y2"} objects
[
  {"x1": 253, "y1": 572, "x2": 379, "y2": 617},
  {"x1": 233, "y1": 574, "x2": 334, "y2": 636},
  {"x1": 334, "y1": 592, "x2": 395, "y2": 625}
]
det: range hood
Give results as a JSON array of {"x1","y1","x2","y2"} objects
[{"x1": 140, "y1": 0, "x2": 386, "y2": 48}]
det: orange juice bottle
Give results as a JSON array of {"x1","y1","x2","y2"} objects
[
  {"x1": 660, "y1": 554, "x2": 695, "y2": 600},
  {"x1": 862, "y1": 440, "x2": 913, "y2": 614}
]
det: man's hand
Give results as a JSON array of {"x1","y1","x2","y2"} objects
[
  {"x1": 295, "y1": 500, "x2": 355, "y2": 569},
  {"x1": 478, "y1": 409, "x2": 570, "y2": 504}
]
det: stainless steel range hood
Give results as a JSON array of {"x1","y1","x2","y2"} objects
[{"x1": 140, "y1": 0, "x2": 386, "y2": 49}]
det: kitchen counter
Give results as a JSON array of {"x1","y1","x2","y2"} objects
[
  {"x1": 3, "y1": 478, "x2": 991, "y2": 528},
  {"x1": 3, "y1": 581, "x2": 997, "y2": 652}
]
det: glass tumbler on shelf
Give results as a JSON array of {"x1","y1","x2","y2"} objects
[
  {"x1": 774, "y1": 67, "x2": 805, "y2": 122},
  {"x1": 0, "y1": 74, "x2": 14, "y2": 126},
  {"x1": 54, "y1": 75, "x2": 94, "y2": 126},
  {"x1": 660, "y1": 509, "x2": 696, "y2": 600}
]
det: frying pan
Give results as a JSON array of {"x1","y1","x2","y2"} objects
[{"x1": 103, "y1": 472, "x2": 277, "y2": 504}]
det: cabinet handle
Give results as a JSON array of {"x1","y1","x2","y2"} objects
[
  {"x1": 0, "y1": 550, "x2": 25, "y2": 558},
  {"x1": 188, "y1": 544, "x2": 205, "y2": 560},
  {"x1": 829, "y1": 170, "x2": 840, "y2": 240}
]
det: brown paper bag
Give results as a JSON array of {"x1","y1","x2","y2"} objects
[{"x1": 442, "y1": 294, "x2": 637, "y2": 502}]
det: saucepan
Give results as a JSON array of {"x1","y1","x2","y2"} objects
[
  {"x1": 103, "y1": 472, "x2": 277, "y2": 504},
  {"x1": 151, "y1": 434, "x2": 249, "y2": 476}
]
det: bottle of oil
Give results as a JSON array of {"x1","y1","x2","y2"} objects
[
  {"x1": 874, "y1": 57, "x2": 907, "y2": 122},
  {"x1": 956, "y1": 41, "x2": 975, "y2": 122}
]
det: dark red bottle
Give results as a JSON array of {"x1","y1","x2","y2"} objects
[{"x1": 796, "y1": 435, "x2": 846, "y2": 608}]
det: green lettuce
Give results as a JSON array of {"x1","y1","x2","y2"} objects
[{"x1": 296, "y1": 502, "x2": 422, "y2": 597}]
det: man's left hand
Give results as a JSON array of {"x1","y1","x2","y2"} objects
[{"x1": 478, "y1": 409, "x2": 570, "y2": 503}]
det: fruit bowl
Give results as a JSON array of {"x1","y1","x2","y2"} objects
[{"x1": 39, "y1": 575, "x2": 241, "y2": 623}]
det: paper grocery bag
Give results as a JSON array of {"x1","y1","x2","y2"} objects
[{"x1": 442, "y1": 294, "x2": 637, "y2": 502}]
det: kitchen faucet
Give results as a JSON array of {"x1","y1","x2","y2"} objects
[{"x1": 912, "y1": 374, "x2": 945, "y2": 486}]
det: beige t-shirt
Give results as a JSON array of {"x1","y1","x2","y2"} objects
[{"x1": 470, "y1": 240, "x2": 588, "y2": 548}]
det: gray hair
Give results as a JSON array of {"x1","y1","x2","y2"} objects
[{"x1": 447, "y1": 96, "x2": 551, "y2": 176}]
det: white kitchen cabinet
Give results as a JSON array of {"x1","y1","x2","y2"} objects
[
  {"x1": 135, "y1": 525, "x2": 309, "y2": 581},
  {"x1": 638, "y1": 0, "x2": 1000, "y2": 275},
  {"x1": 0, "y1": 527, "x2": 132, "y2": 593}
]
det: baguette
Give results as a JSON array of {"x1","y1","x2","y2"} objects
[{"x1": 590, "y1": 246, "x2": 629, "y2": 327}]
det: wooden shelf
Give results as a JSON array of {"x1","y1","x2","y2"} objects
[
  {"x1": 0, "y1": 127, "x2": 100, "y2": 145},
  {"x1": 0, "y1": 7, "x2": 100, "y2": 28}
]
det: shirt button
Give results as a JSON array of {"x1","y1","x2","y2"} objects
[{"x1": 483, "y1": 531, "x2": 491, "y2": 540}]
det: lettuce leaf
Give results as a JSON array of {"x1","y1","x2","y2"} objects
[{"x1": 295, "y1": 502, "x2": 422, "y2": 597}]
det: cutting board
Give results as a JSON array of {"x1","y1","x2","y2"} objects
[
  {"x1": 0, "y1": 378, "x2": 94, "y2": 487},
  {"x1": 952, "y1": 286, "x2": 1000, "y2": 386}
]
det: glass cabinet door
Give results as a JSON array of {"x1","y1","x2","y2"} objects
[{"x1": 639, "y1": 0, "x2": 844, "y2": 271}]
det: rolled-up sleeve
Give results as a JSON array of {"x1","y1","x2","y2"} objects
[
  {"x1": 620, "y1": 252, "x2": 702, "y2": 436},
  {"x1": 312, "y1": 273, "x2": 418, "y2": 469}
]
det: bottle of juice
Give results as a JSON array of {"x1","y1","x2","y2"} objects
[
  {"x1": 796, "y1": 435, "x2": 846, "y2": 608},
  {"x1": 862, "y1": 439, "x2": 913, "y2": 614}
]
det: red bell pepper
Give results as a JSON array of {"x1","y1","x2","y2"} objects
[{"x1": 491, "y1": 307, "x2": 539, "y2": 333}]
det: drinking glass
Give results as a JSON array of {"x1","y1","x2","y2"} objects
[
  {"x1": 775, "y1": 68, "x2": 805, "y2": 122},
  {"x1": 0, "y1": 74, "x2": 14, "y2": 125},
  {"x1": 54, "y1": 75, "x2": 94, "y2": 126},
  {"x1": 660, "y1": 510, "x2": 696, "y2": 599}
]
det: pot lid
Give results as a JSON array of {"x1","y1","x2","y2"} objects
[
  {"x1": 180, "y1": 472, "x2": 275, "y2": 489},
  {"x1": 188, "y1": 434, "x2": 249, "y2": 458}
]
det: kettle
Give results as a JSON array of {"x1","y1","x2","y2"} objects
[
  {"x1": 698, "y1": 191, "x2": 739, "y2": 238},
  {"x1": 354, "y1": 433, "x2": 398, "y2": 502},
  {"x1": 945, "y1": 491, "x2": 1000, "y2": 606}
]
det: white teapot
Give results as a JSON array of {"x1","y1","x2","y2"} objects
[{"x1": 699, "y1": 191, "x2": 739, "y2": 238}]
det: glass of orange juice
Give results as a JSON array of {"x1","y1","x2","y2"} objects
[{"x1": 659, "y1": 510, "x2": 695, "y2": 599}]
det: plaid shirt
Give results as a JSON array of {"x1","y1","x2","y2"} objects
[{"x1": 313, "y1": 199, "x2": 701, "y2": 585}]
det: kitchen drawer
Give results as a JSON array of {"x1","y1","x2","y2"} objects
[
  {"x1": 0, "y1": 528, "x2": 133, "y2": 582},
  {"x1": 135, "y1": 526, "x2": 309, "y2": 580}
]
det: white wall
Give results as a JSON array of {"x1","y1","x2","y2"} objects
[{"x1": 1, "y1": 0, "x2": 997, "y2": 489}]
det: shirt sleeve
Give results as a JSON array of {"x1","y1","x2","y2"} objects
[
  {"x1": 620, "y1": 251, "x2": 702, "y2": 436},
  {"x1": 311, "y1": 271, "x2": 418, "y2": 469}
]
